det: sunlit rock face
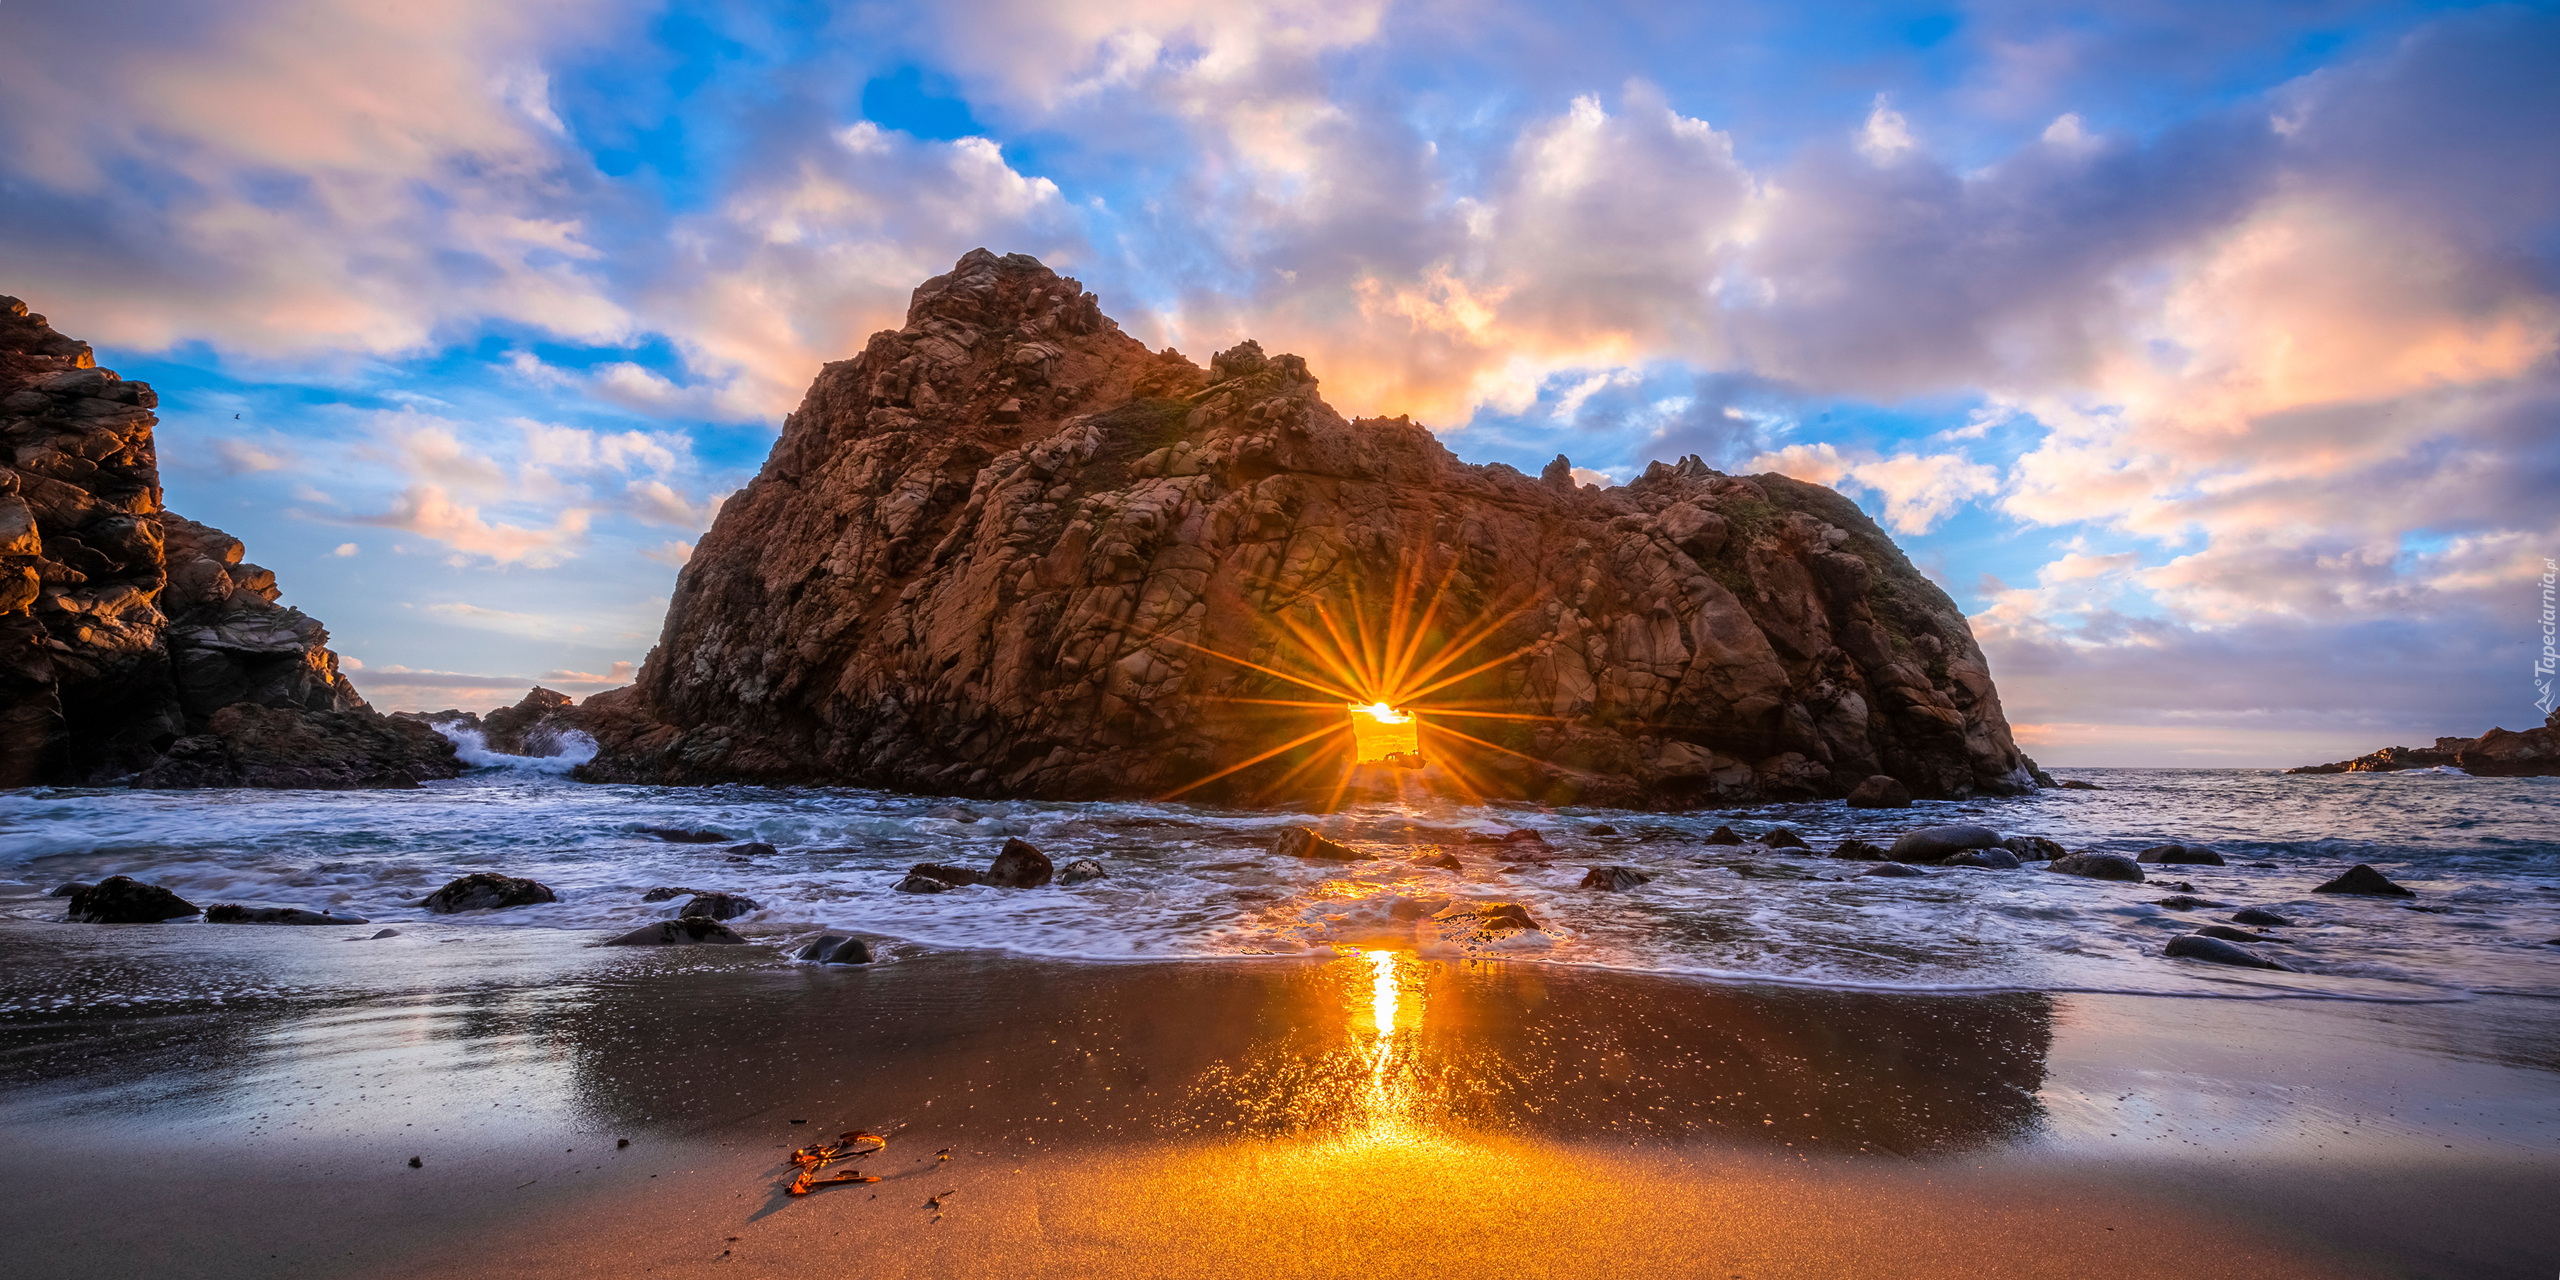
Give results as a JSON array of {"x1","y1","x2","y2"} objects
[
  {"x1": 0, "y1": 296, "x2": 459, "y2": 789},
  {"x1": 583, "y1": 250, "x2": 2036, "y2": 805}
]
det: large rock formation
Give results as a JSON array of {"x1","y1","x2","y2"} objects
[
  {"x1": 2288, "y1": 709, "x2": 2560, "y2": 777},
  {"x1": 0, "y1": 296, "x2": 460, "y2": 789},
  {"x1": 577, "y1": 250, "x2": 2038, "y2": 806}
]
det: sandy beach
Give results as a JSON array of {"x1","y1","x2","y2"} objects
[{"x1": 2, "y1": 905, "x2": 2554, "y2": 1279}]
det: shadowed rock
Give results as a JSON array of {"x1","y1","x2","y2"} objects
[
  {"x1": 985, "y1": 837, "x2": 1055, "y2": 888},
  {"x1": 65, "y1": 875, "x2": 198, "y2": 922},
  {"x1": 793, "y1": 934, "x2": 874, "y2": 964},
  {"x1": 2001, "y1": 835, "x2": 2065, "y2": 861},
  {"x1": 1938, "y1": 847, "x2": 2021, "y2": 870},
  {"x1": 422, "y1": 873, "x2": 557, "y2": 913},
  {"x1": 1704, "y1": 826, "x2": 1745, "y2": 846},
  {"x1": 1579, "y1": 865, "x2": 1653, "y2": 891},
  {"x1": 1829, "y1": 839, "x2": 1889, "y2": 861},
  {"x1": 1845, "y1": 775, "x2": 1912, "y2": 808},
  {"x1": 605, "y1": 917, "x2": 745, "y2": 946},
  {"x1": 1761, "y1": 827, "x2": 1809, "y2": 849},
  {"x1": 2137, "y1": 843, "x2": 2226, "y2": 865},
  {"x1": 2191, "y1": 924, "x2": 2285, "y2": 944},
  {"x1": 0, "y1": 297, "x2": 463, "y2": 789},
  {"x1": 205, "y1": 904, "x2": 369, "y2": 925},
  {"x1": 1057, "y1": 857, "x2": 1108, "y2": 884},
  {"x1": 1888, "y1": 825, "x2": 2001, "y2": 862},
  {"x1": 2230, "y1": 907, "x2": 2294, "y2": 927},
  {"x1": 2312, "y1": 864, "x2": 2414, "y2": 896},
  {"x1": 2049, "y1": 853, "x2": 2145, "y2": 883},
  {"x1": 678, "y1": 892, "x2": 760, "y2": 921},
  {"x1": 894, "y1": 873, "x2": 958, "y2": 893},
  {"x1": 1274, "y1": 826, "x2": 1368, "y2": 862},
  {"x1": 2164, "y1": 934, "x2": 2294, "y2": 970},
  {"x1": 905, "y1": 862, "x2": 982, "y2": 888}
]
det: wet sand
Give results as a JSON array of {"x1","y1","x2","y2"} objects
[{"x1": 0, "y1": 914, "x2": 2554, "y2": 1278}]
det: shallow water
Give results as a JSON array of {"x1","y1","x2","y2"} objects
[{"x1": 2, "y1": 761, "x2": 2555, "y2": 1005}]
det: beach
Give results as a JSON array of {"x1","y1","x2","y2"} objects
[{"x1": 2, "y1": 908, "x2": 2553, "y2": 1278}]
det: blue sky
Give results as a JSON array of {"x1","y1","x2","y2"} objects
[{"x1": 4, "y1": 0, "x2": 2556, "y2": 765}]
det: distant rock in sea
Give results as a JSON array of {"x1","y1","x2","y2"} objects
[
  {"x1": 2288, "y1": 709, "x2": 2560, "y2": 777},
  {"x1": 570, "y1": 250, "x2": 2041, "y2": 807},
  {"x1": 0, "y1": 296, "x2": 460, "y2": 789}
]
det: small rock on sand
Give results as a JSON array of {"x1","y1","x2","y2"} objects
[
  {"x1": 422, "y1": 873, "x2": 557, "y2": 913},
  {"x1": 2312, "y1": 864, "x2": 2414, "y2": 897},
  {"x1": 605, "y1": 917, "x2": 746, "y2": 946},
  {"x1": 1580, "y1": 865, "x2": 1652, "y2": 891},
  {"x1": 65, "y1": 876, "x2": 200, "y2": 923},
  {"x1": 2049, "y1": 853, "x2": 2146, "y2": 883},
  {"x1": 2164, "y1": 934, "x2": 2294, "y2": 970},
  {"x1": 1273, "y1": 826, "x2": 1369, "y2": 862},
  {"x1": 793, "y1": 934, "x2": 874, "y2": 964}
]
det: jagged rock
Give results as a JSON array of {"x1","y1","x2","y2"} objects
[
  {"x1": 894, "y1": 873, "x2": 957, "y2": 893},
  {"x1": 422, "y1": 873, "x2": 557, "y2": 913},
  {"x1": 1829, "y1": 839, "x2": 1889, "y2": 861},
  {"x1": 2137, "y1": 843, "x2": 2226, "y2": 865},
  {"x1": 605, "y1": 917, "x2": 746, "y2": 946},
  {"x1": 2230, "y1": 907, "x2": 2294, "y2": 927},
  {"x1": 1057, "y1": 857, "x2": 1108, "y2": 884},
  {"x1": 1704, "y1": 826, "x2": 1745, "y2": 846},
  {"x1": 65, "y1": 875, "x2": 198, "y2": 922},
  {"x1": 1579, "y1": 865, "x2": 1652, "y2": 891},
  {"x1": 1938, "y1": 847, "x2": 2021, "y2": 870},
  {"x1": 1460, "y1": 902, "x2": 1540, "y2": 931},
  {"x1": 2049, "y1": 853, "x2": 2145, "y2": 883},
  {"x1": 1274, "y1": 826, "x2": 1368, "y2": 862},
  {"x1": 2312, "y1": 864, "x2": 2414, "y2": 897},
  {"x1": 1859, "y1": 863, "x2": 1926, "y2": 878},
  {"x1": 907, "y1": 862, "x2": 983, "y2": 887},
  {"x1": 679, "y1": 892, "x2": 760, "y2": 920},
  {"x1": 481, "y1": 687, "x2": 573, "y2": 754},
  {"x1": 204, "y1": 904, "x2": 369, "y2": 925},
  {"x1": 1845, "y1": 775, "x2": 1912, "y2": 808},
  {"x1": 2163, "y1": 934, "x2": 2294, "y2": 970},
  {"x1": 0, "y1": 297, "x2": 461, "y2": 790},
  {"x1": 1760, "y1": 827, "x2": 1809, "y2": 849},
  {"x1": 794, "y1": 934, "x2": 874, "y2": 964},
  {"x1": 2289, "y1": 710, "x2": 2560, "y2": 777},
  {"x1": 986, "y1": 837, "x2": 1053, "y2": 888},
  {"x1": 2002, "y1": 835, "x2": 2066, "y2": 861},
  {"x1": 572, "y1": 251, "x2": 2037, "y2": 806},
  {"x1": 1888, "y1": 824, "x2": 2001, "y2": 862}
]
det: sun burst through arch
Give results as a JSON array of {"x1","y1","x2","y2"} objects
[{"x1": 1144, "y1": 549, "x2": 1572, "y2": 808}]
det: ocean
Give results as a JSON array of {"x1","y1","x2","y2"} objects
[{"x1": 3, "y1": 730, "x2": 2555, "y2": 1009}]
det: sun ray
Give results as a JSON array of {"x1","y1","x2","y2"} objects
[
  {"x1": 1162, "y1": 635, "x2": 1362, "y2": 703},
  {"x1": 1398, "y1": 631, "x2": 1552, "y2": 703},
  {"x1": 1157, "y1": 720, "x2": 1352, "y2": 801},
  {"x1": 1383, "y1": 558, "x2": 1467, "y2": 696},
  {"x1": 1393, "y1": 598, "x2": 1545, "y2": 698},
  {"x1": 1428, "y1": 722, "x2": 1569, "y2": 773}
]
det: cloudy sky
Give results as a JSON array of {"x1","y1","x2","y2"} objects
[{"x1": 3, "y1": 0, "x2": 2554, "y2": 766}]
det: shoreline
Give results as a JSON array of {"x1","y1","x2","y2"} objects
[{"x1": 2, "y1": 920, "x2": 2554, "y2": 1277}]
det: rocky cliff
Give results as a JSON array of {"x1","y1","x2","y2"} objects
[
  {"x1": 0, "y1": 296, "x2": 460, "y2": 788},
  {"x1": 2287, "y1": 709, "x2": 2560, "y2": 777},
  {"x1": 578, "y1": 250, "x2": 2038, "y2": 807}
]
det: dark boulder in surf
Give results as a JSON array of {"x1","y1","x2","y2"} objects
[
  {"x1": 422, "y1": 873, "x2": 556, "y2": 913},
  {"x1": 2050, "y1": 853, "x2": 2145, "y2": 883},
  {"x1": 65, "y1": 875, "x2": 198, "y2": 922},
  {"x1": 2164, "y1": 934, "x2": 2293, "y2": 970},
  {"x1": 2312, "y1": 864, "x2": 2413, "y2": 897},
  {"x1": 605, "y1": 917, "x2": 745, "y2": 946}
]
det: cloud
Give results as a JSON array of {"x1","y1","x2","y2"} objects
[
  {"x1": 1749, "y1": 442, "x2": 2002, "y2": 534},
  {"x1": 333, "y1": 542, "x2": 358, "y2": 556},
  {"x1": 213, "y1": 438, "x2": 292, "y2": 474},
  {"x1": 362, "y1": 487, "x2": 591, "y2": 566},
  {"x1": 544, "y1": 660, "x2": 634, "y2": 684},
  {"x1": 641, "y1": 540, "x2": 696, "y2": 567}
]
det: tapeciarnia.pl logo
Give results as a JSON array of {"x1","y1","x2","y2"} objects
[{"x1": 2537, "y1": 557, "x2": 2556, "y2": 717}]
